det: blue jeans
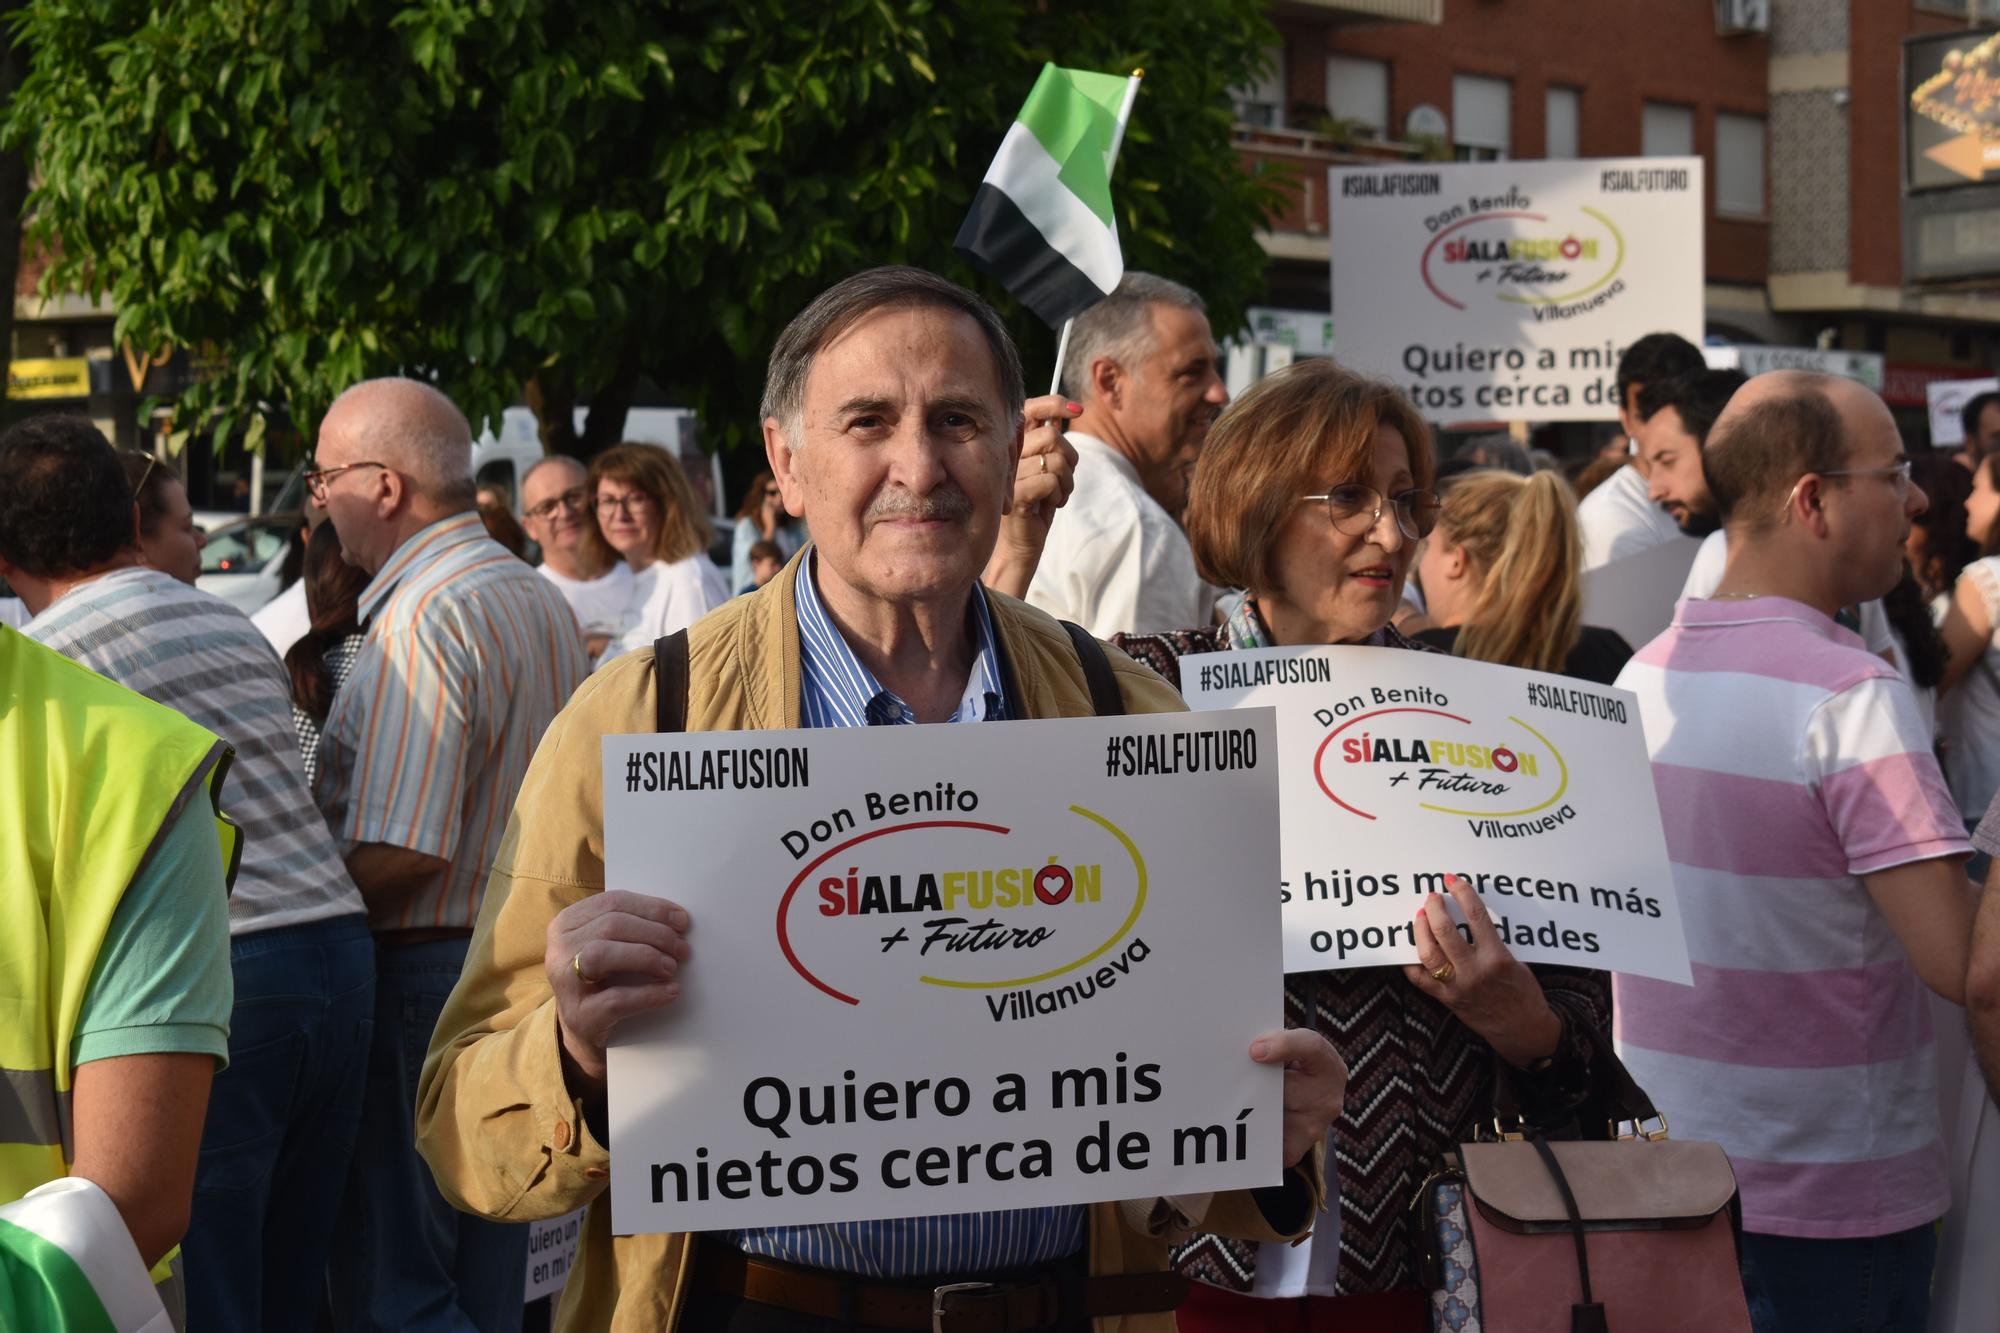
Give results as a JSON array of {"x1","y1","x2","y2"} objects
[
  {"x1": 183, "y1": 914, "x2": 375, "y2": 1333},
  {"x1": 1739, "y1": 1224, "x2": 1939, "y2": 1333},
  {"x1": 329, "y1": 935, "x2": 526, "y2": 1332}
]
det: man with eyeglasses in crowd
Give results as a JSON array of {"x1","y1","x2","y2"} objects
[
  {"x1": 307, "y1": 378, "x2": 589, "y2": 1332},
  {"x1": 1615, "y1": 371, "x2": 1975, "y2": 1331},
  {"x1": 521, "y1": 454, "x2": 633, "y2": 659}
]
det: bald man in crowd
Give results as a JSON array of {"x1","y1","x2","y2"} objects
[
  {"x1": 311, "y1": 378, "x2": 590, "y2": 1332},
  {"x1": 1616, "y1": 371, "x2": 1972, "y2": 1331},
  {"x1": 521, "y1": 454, "x2": 631, "y2": 659}
]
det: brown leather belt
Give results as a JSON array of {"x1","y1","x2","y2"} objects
[{"x1": 691, "y1": 1239, "x2": 1189, "y2": 1332}]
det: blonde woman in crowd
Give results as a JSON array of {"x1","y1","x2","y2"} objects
[
  {"x1": 1412, "y1": 469, "x2": 1633, "y2": 685},
  {"x1": 586, "y1": 442, "x2": 729, "y2": 667}
]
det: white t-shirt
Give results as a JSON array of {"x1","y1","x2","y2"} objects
[
  {"x1": 1577, "y1": 460, "x2": 1682, "y2": 571},
  {"x1": 251, "y1": 578, "x2": 312, "y2": 657},
  {"x1": 540, "y1": 560, "x2": 637, "y2": 636},
  {"x1": 0, "y1": 597, "x2": 28, "y2": 629},
  {"x1": 1681, "y1": 530, "x2": 1897, "y2": 659},
  {"x1": 596, "y1": 555, "x2": 729, "y2": 668},
  {"x1": 1025, "y1": 433, "x2": 1216, "y2": 638}
]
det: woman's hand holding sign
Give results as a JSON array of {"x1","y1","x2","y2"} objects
[
  {"x1": 1403, "y1": 875, "x2": 1563, "y2": 1069},
  {"x1": 547, "y1": 890, "x2": 693, "y2": 1095},
  {"x1": 1251, "y1": 1028, "x2": 1348, "y2": 1167}
]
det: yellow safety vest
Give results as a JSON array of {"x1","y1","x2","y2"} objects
[{"x1": 0, "y1": 625, "x2": 238, "y2": 1287}]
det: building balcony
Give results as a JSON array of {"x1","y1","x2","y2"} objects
[{"x1": 1234, "y1": 125, "x2": 1432, "y2": 241}]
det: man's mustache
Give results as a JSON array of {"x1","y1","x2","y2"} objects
[{"x1": 865, "y1": 486, "x2": 974, "y2": 523}]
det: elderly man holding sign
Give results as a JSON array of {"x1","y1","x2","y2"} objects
[{"x1": 416, "y1": 267, "x2": 1343, "y2": 1333}]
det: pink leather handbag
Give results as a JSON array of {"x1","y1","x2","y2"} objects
[{"x1": 1420, "y1": 1044, "x2": 1753, "y2": 1333}]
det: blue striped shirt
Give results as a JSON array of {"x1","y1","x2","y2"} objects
[{"x1": 726, "y1": 551, "x2": 1085, "y2": 1276}]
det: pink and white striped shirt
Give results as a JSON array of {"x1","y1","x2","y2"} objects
[{"x1": 1614, "y1": 597, "x2": 1969, "y2": 1239}]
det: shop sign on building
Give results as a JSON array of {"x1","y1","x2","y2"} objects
[
  {"x1": 1702, "y1": 345, "x2": 1885, "y2": 393},
  {"x1": 6, "y1": 357, "x2": 91, "y2": 401},
  {"x1": 1244, "y1": 307, "x2": 1334, "y2": 356},
  {"x1": 1328, "y1": 157, "x2": 1704, "y2": 422}
]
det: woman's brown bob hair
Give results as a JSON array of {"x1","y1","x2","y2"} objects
[
  {"x1": 582, "y1": 442, "x2": 713, "y2": 569},
  {"x1": 1186, "y1": 359, "x2": 1435, "y2": 593}
]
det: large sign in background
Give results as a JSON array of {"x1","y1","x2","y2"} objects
[
  {"x1": 602, "y1": 712, "x2": 1284, "y2": 1234},
  {"x1": 1182, "y1": 647, "x2": 1690, "y2": 983},
  {"x1": 1907, "y1": 30, "x2": 2000, "y2": 190},
  {"x1": 1328, "y1": 158, "x2": 1703, "y2": 422}
]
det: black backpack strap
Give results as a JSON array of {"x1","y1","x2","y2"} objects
[
  {"x1": 1060, "y1": 620, "x2": 1125, "y2": 717},
  {"x1": 653, "y1": 630, "x2": 690, "y2": 733}
]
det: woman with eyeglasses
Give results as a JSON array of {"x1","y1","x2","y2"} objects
[
  {"x1": 1412, "y1": 469, "x2": 1634, "y2": 686},
  {"x1": 730, "y1": 471, "x2": 807, "y2": 594},
  {"x1": 586, "y1": 442, "x2": 730, "y2": 668},
  {"x1": 1109, "y1": 359, "x2": 1613, "y2": 1333}
]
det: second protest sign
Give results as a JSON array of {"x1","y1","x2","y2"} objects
[
  {"x1": 1182, "y1": 646, "x2": 1690, "y2": 984},
  {"x1": 602, "y1": 710, "x2": 1284, "y2": 1234}
]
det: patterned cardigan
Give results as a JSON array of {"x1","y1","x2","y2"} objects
[{"x1": 1111, "y1": 622, "x2": 1614, "y2": 1298}]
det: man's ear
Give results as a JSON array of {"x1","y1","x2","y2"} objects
[
  {"x1": 375, "y1": 467, "x2": 407, "y2": 519},
  {"x1": 764, "y1": 417, "x2": 808, "y2": 519},
  {"x1": 1090, "y1": 356, "x2": 1123, "y2": 413}
]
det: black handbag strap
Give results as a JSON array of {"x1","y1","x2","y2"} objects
[
  {"x1": 1528, "y1": 1136, "x2": 1609, "y2": 1333},
  {"x1": 1060, "y1": 620, "x2": 1125, "y2": 717},
  {"x1": 654, "y1": 630, "x2": 690, "y2": 733}
]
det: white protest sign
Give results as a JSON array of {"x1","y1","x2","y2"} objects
[
  {"x1": 1927, "y1": 376, "x2": 1996, "y2": 447},
  {"x1": 1181, "y1": 647, "x2": 1690, "y2": 984},
  {"x1": 1579, "y1": 537, "x2": 1702, "y2": 655},
  {"x1": 523, "y1": 1208, "x2": 583, "y2": 1302},
  {"x1": 1329, "y1": 158, "x2": 1703, "y2": 421},
  {"x1": 602, "y1": 711, "x2": 1284, "y2": 1234}
]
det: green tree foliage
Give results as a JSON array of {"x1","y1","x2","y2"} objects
[{"x1": 4, "y1": 0, "x2": 1280, "y2": 454}]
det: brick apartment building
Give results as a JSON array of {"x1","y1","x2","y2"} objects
[{"x1": 1238, "y1": 0, "x2": 2000, "y2": 444}]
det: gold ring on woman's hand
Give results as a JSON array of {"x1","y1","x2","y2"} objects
[
  {"x1": 1430, "y1": 961, "x2": 1456, "y2": 984},
  {"x1": 573, "y1": 951, "x2": 595, "y2": 985},
  {"x1": 1039, "y1": 453, "x2": 1049, "y2": 474}
]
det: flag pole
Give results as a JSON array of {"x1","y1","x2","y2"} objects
[{"x1": 1049, "y1": 70, "x2": 1144, "y2": 400}]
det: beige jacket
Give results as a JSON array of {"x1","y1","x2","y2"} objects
[{"x1": 414, "y1": 558, "x2": 1322, "y2": 1332}]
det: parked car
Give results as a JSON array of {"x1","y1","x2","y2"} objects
[{"x1": 195, "y1": 513, "x2": 301, "y2": 616}]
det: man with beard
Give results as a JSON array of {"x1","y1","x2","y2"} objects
[
  {"x1": 1026, "y1": 273, "x2": 1229, "y2": 637},
  {"x1": 521, "y1": 454, "x2": 632, "y2": 658},
  {"x1": 1635, "y1": 368, "x2": 1747, "y2": 540}
]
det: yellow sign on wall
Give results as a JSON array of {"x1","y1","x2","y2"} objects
[{"x1": 7, "y1": 357, "x2": 91, "y2": 400}]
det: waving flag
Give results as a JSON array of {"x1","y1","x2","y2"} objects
[{"x1": 955, "y1": 64, "x2": 1143, "y2": 329}]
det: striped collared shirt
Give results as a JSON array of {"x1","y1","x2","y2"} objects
[
  {"x1": 28, "y1": 566, "x2": 365, "y2": 936},
  {"x1": 728, "y1": 551, "x2": 1086, "y2": 1276},
  {"x1": 317, "y1": 512, "x2": 589, "y2": 930}
]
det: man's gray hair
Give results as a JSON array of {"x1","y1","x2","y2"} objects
[
  {"x1": 760, "y1": 266, "x2": 1025, "y2": 449},
  {"x1": 1060, "y1": 272, "x2": 1207, "y2": 402},
  {"x1": 324, "y1": 377, "x2": 476, "y2": 505}
]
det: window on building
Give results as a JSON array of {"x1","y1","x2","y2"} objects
[
  {"x1": 1326, "y1": 56, "x2": 1389, "y2": 139},
  {"x1": 1545, "y1": 86, "x2": 1580, "y2": 159},
  {"x1": 1715, "y1": 112, "x2": 1766, "y2": 217},
  {"x1": 1642, "y1": 102, "x2": 1695, "y2": 157},
  {"x1": 1453, "y1": 74, "x2": 1511, "y2": 160},
  {"x1": 1234, "y1": 44, "x2": 1286, "y2": 128}
]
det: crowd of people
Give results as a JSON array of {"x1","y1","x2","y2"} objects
[{"x1": 2, "y1": 262, "x2": 1998, "y2": 1333}]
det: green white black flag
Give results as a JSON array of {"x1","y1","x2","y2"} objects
[{"x1": 955, "y1": 64, "x2": 1141, "y2": 329}]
